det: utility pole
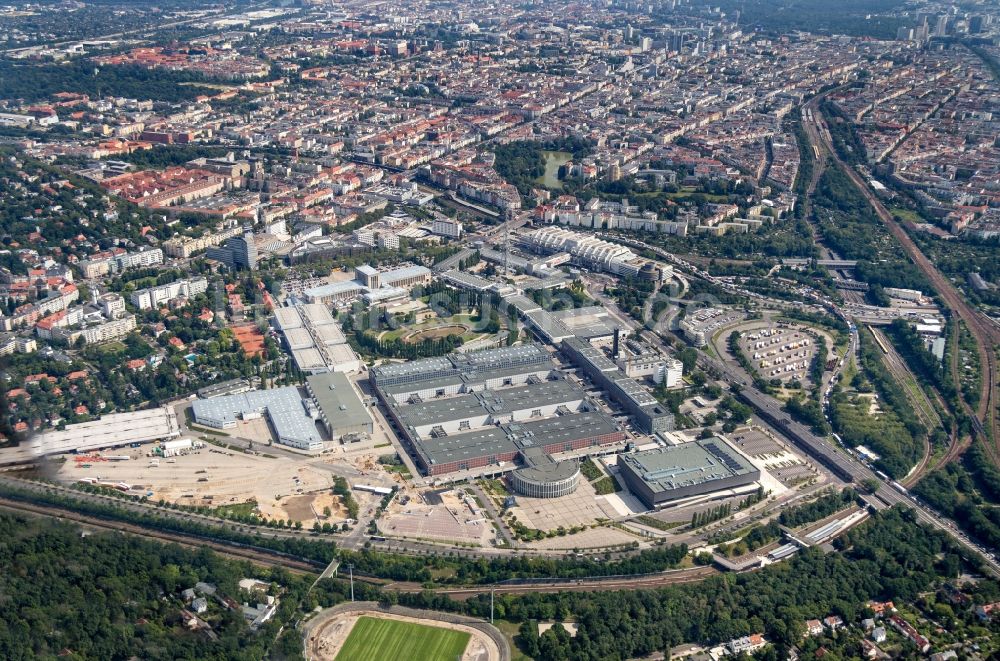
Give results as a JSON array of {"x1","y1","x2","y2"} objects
[
  {"x1": 348, "y1": 564, "x2": 355, "y2": 602},
  {"x1": 490, "y1": 585, "x2": 495, "y2": 624}
]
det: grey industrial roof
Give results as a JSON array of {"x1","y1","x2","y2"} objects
[
  {"x1": 306, "y1": 372, "x2": 372, "y2": 433},
  {"x1": 284, "y1": 327, "x2": 315, "y2": 350},
  {"x1": 524, "y1": 309, "x2": 574, "y2": 342},
  {"x1": 614, "y1": 377, "x2": 658, "y2": 408},
  {"x1": 370, "y1": 355, "x2": 453, "y2": 381},
  {"x1": 441, "y1": 269, "x2": 494, "y2": 291},
  {"x1": 273, "y1": 306, "x2": 303, "y2": 331},
  {"x1": 299, "y1": 303, "x2": 337, "y2": 327},
  {"x1": 397, "y1": 379, "x2": 582, "y2": 428},
  {"x1": 480, "y1": 247, "x2": 529, "y2": 270},
  {"x1": 197, "y1": 378, "x2": 251, "y2": 398},
  {"x1": 399, "y1": 392, "x2": 487, "y2": 426},
  {"x1": 514, "y1": 447, "x2": 579, "y2": 483},
  {"x1": 292, "y1": 347, "x2": 327, "y2": 371},
  {"x1": 421, "y1": 426, "x2": 515, "y2": 465},
  {"x1": 381, "y1": 264, "x2": 430, "y2": 285},
  {"x1": 382, "y1": 373, "x2": 465, "y2": 396},
  {"x1": 313, "y1": 323, "x2": 347, "y2": 346},
  {"x1": 419, "y1": 411, "x2": 619, "y2": 466},
  {"x1": 304, "y1": 280, "x2": 364, "y2": 299},
  {"x1": 191, "y1": 387, "x2": 321, "y2": 446},
  {"x1": 619, "y1": 438, "x2": 756, "y2": 492},
  {"x1": 573, "y1": 322, "x2": 617, "y2": 341},
  {"x1": 563, "y1": 336, "x2": 618, "y2": 372},
  {"x1": 371, "y1": 343, "x2": 551, "y2": 384},
  {"x1": 503, "y1": 412, "x2": 618, "y2": 449},
  {"x1": 501, "y1": 294, "x2": 542, "y2": 315},
  {"x1": 551, "y1": 306, "x2": 608, "y2": 324}
]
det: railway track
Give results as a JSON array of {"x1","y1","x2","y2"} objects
[
  {"x1": 384, "y1": 566, "x2": 720, "y2": 600},
  {"x1": 3, "y1": 494, "x2": 723, "y2": 598},
  {"x1": 0, "y1": 497, "x2": 322, "y2": 575},
  {"x1": 867, "y1": 327, "x2": 941, "y2": 486},
  {"x1": 807, "y1": 101, "x2": 999, "y2": 464}
]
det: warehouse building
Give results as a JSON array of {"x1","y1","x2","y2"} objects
[
  {"x1": 416, "y1": 411, "x2": 624, "y2": 477},
  {"x1": 305, "y1": 372, "x2": 373, "y2": 442},
  {"x1": 304, "y1": 263, "x2": 431, "y2": 305},
  {"x1": 272, "y1": 304, "x2": 361, "y2": 374},
  {"x1": 370, "y1": 344, "x2": 625, "y2": 478},
  {"x1": 561, "y1": 337, "x2": 674, "y2": 433},
  {"x1": 370, "y1": 343, "x2": 554, "y2": 403},
  {"x1": 0, "y1": 407, "x2": 180, "y2": 465},
  {"x1": 522, "y1": 305, "x2": 616, "y2": 345},
  {"x1": 395, "y1": 378, "x2": 584, "y2": 437},
  {"x1": 617, "y1": 437, "x2": 760, "y2": 508},
  {"x1": 191, "y1": 387, "x2": 324, "y2": 452}
]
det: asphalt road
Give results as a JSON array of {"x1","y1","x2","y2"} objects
[{"x1": 597, "y1": 233, "x2": 1000, "y2": 576}]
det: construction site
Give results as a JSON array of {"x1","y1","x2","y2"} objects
[{"x1": 53, "y1": 444, "x2": 389, "y2": 526}]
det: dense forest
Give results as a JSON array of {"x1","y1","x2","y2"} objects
[
  {"x1": 387, "y1": 507, "x2": 995, "y2": 660},
  {"x1": 811, "y1": 166, "x2": 930, "y2": 295},
  {"x1": 491, "y1": 137, "x2": 593, "y2": 197},
  {"x1": 0, "y1": 61, "x2": 219, "y2": 103},
  {"x1": 915, "y1": 442, "x2": 1000, "y2": 552},
  {"x1": 717, "y1": 0, "x2": 907, "y2": 39},
  {"x1": 0, "y1": 512, "x2": 291, "y2": 660},
  {"x1": 3, "y1": 499, "x2": 1000, "y2": 661}
]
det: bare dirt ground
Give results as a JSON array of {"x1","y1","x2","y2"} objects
[
  {"x1": 306, "y1": 609, "x2": 501, "y2": 661},
  {"x1": 56, "y1": 448, "x2": 335, "y2": 517}
]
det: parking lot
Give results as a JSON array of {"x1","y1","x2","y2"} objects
[
  {"x1": 683, "y1": 307, "x2": 747, "y2": 344},
  {"x1": 729, "y1": 426, "x2": 819, "y2": 488},
  {"x1": 737, "y1": 324, "x2": 817, "y2": 385}
]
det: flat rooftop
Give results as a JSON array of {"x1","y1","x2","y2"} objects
[
  {"x1": 397, "y1": 379, "x2": 582, "y2": 428},
  {"x1": 299, "y1": 303, "x2": 337, "y2": 327},
  {"x1": 370, "y1": 343, "x2": 551, "y2": 385},
  {"x1": 292, "y1": 347, "x2": 327, "y2": 371},
  {"x1": 420, "y1": 411, "x2": 619, "y2": 468},
  {"x1": 192, "y1": 387, "x2": 321, "y2": 446},
  {"x1": 306, "y1": 372, "x2": 372, "y2": 433},
  {"x1": 515, "y1": 446, "x2": 579, "y2": 483},
  {"x1": 0, "y1": 407, "x2": 180, "y2": 463},
  {"x1": 619, "y1": 437, "x2": 757, "y2": 492},
  {"x1": 273, "y1": 306, "x2": 303, "y2": 331}
]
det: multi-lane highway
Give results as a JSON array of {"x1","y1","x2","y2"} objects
[
  {"x1": 595, "y1": 229, "x2": 1000, "y2": 575},
  {"x1": 696, "y1": 343, "x2": 1000, "y2": 575}
]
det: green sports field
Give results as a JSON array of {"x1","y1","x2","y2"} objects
[{"x1": 335, "y1": 615, "x2": 471, "y2": 661}]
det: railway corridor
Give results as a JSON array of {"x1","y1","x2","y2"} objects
[{"x1": 804, "y1": 97, "x2": 999, "y2": 464}]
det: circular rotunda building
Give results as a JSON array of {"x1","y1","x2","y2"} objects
[{"x1": 510, "y1": 454, "x2": 581, "y2": 499}]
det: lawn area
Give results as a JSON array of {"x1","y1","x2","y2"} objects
[
  {"x1": 494, "y1": 619, "x2": 533, "y2": 661},
  {"x1": 383, "y1": 463, "x2": 412, "y2": 478},
  {"x1": 890, "y1": 207, "x2": 924, "y2": 224},
  {"x1": 336, "y1": 616, "x2": 470, "y2": 661},
  {"x1": 593, "y1": 475, "x2": 621, "y2": 495},
  {"x1": 211, "y1": 500, "x2": 258, "y2": 518}
]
